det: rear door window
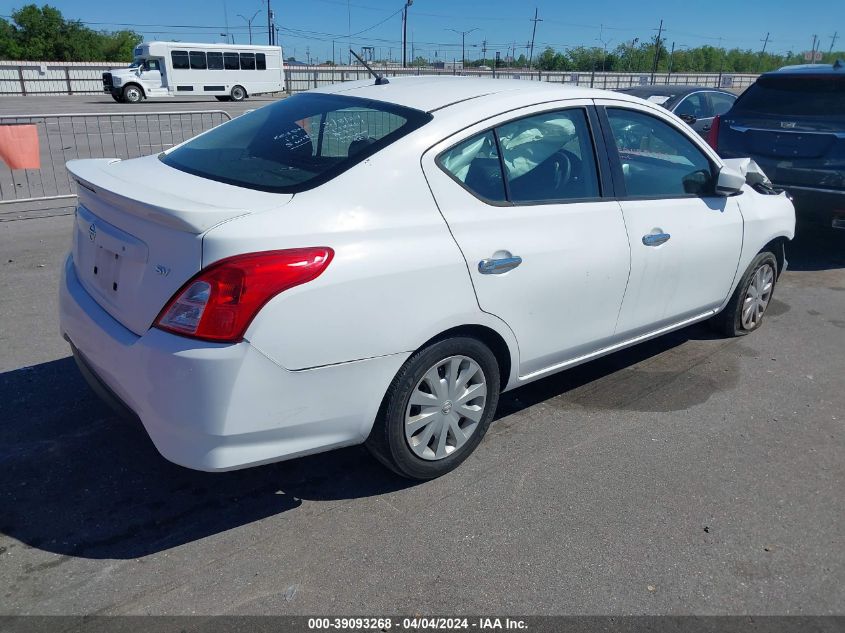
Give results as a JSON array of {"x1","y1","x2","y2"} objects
[
  {"x1": 439, "y1": 132, "x2": 506, "y2": 203},
  {"x1": 161, "y1": 93, "x2": 432, "y2": 193},
  {"x1": 256, "y1": 53, "x2": 266, "y2": 70},
  {"x1": 733, "y1": 75, "x2": 845, "y2": 116},
  {"x1": 708, "y1": 92, "x2": 736, "y2": 116},
  {"x1": 674, "y1": 93, "x2": 711, "y2": 119}
]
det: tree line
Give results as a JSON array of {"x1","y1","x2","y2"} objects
[
  {"x1": 476, "y1": 42, "x2": 845, "y2": 74},
  {"x1": 0, "y1": 4, "x2": 141, "y2": 62}
]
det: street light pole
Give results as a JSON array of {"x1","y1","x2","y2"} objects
[
  {"x1": 447, "y1": 27, "x2": 478, "y2": 70},
  {"x1": 237, "y1": 11, "x2": 260, "y2": 45}
]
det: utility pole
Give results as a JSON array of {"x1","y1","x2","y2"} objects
[
  {"x1": 482, "y1": 39, "x2": 488, "y2": 66},
  {"x1": 811, "y1": 34, "x2": 818, "y2": 60},
  {"x1": 402, "y1": 0, "x2": 414, "y2": 68},
  {"x1": 528, "y1": 8, "x2": 542, "y2": 69},
  {"x1": 650, "y1": 19, "x2": 663, "y2": 85},
  {"x1": 222, "y1": 0, "x2": 230, "y2": 45},
  {"x1": 829, "y1": 32, "x2": 839, "y2": 55},
  {"x1": 597, "y1": 24, "x2": 613, "y2": 72},
  {"x1": 665, "y1": 41, "x2": 675, "y2": 84},
  {"x1": 627, "y1": 37, "x2": 639, "y2": 72},
  {"x1": 266, "y1": 0, "x2": 273, "y2": 45},
  {"x1": 758, "y1": 32, "x2": 770, "y2": 72}
]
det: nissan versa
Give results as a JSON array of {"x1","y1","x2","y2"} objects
[{"x1": 59, "y1": 77, "x2": 795, "y2": 480}]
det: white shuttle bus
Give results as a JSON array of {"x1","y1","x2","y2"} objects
[{"x1": 103, "y1": 41, "x2": 284, "y2": 103}]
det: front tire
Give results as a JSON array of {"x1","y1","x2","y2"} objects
[
  {"x1": 230, "y1": 85, "x2": 247, "y2": 101},
  {"x1": 712, "y1": 251, "x2": 778, "y2": 337},
  {"x1": 366, "y1": 337, "x2": 500, "y2": 480},
  {"x1": 122, "y1": 85, "x2": 143, "y2": 104}
]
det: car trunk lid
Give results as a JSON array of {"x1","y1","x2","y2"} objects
[{"x1": 67, "y1": 156, "x2": 292, "y2": 335}]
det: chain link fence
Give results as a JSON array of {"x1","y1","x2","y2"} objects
[{"x1": 0, "y1": 111, "x2": 231, "y2": 214}]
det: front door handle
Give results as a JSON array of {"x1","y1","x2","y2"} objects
[
  {"x1": 479, "y1": 255, "x2": 522, "y2": 274},
  {"x1": 642, "y1": 232, "x2": 671, "y2": 247}
]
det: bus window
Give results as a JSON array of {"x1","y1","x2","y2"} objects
[
  {"x1": 240, "y1": 53, "x2": 256, "y2": 70},
  {"x1": 171, "y1": 50, "x2": 189, "y2": 69},
  {"x1": 256, "y1": 53, "x2": 266, "y2": 70},
  {"x1": 224, "y1": 52, "x2": 240, "y2": 69},
  {"x1": 207, "y1": 52, "x2": 224, "y2": 70},
  {"x1": 190, "y1": 51, "x2": 207, "y2": 69}
]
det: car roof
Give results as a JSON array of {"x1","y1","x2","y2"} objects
[
  {"x1": 772, "y1": 60, "x2": 844, "y2": 75},
  {"x1": 310, "y1": 75, "x2": 640, "y2": 113}
]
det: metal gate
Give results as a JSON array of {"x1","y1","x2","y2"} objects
[{"x1": 0, "y1": 110, "x2": 232, "y2": 210}]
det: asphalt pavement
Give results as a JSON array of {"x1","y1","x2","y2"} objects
[{"x1": 0, "y1": 212, "x2": 843, "y2": 615}]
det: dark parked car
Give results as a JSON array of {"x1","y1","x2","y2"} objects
[
  {"x1": 617, "y1": 85, "x2": 737, "y2": 137},
  {"x1": 710, "y1": 60, "x2": 845, "y2": 228}
]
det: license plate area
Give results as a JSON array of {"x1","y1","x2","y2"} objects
[{"x1": 93, "y1": 245, "x2": 122, "y2": 294}]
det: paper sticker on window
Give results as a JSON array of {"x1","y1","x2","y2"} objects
[{"x1": 647, "y1": 95, "x2": 671, "y2": 105}]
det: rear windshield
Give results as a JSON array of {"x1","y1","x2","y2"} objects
[
  {"x1": 733, "y1": 74, "x2": 845, "y2": 117},
  {"x1": 160, "y1": 93, "x2": 432, "y2": 193}
]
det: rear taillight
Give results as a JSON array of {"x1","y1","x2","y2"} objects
[
  {"x1": 707, "y1": 115, "x2": 721, "y2": 151},
  {"x1": 155, "y1": 247, "x2": 334, "y2": 343}
]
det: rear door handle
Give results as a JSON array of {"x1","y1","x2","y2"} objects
[
  {"x1": 478, "y1": 256, "x2": 522, "y2": 274},
  {"x1": 642, "y1": 232, "x2": 671, "y2": 247}
]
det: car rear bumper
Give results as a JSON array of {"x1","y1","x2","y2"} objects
[
  {"x1": 59, "y1": 254, "x2": 407, "y2": 471},
  {"x1": 782, "y1": 186, "x2": 845, "y2": 228}
]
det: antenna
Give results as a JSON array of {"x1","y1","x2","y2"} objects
[{"x1": 350, "y1": 49, "x2": 389, "y2": 85}]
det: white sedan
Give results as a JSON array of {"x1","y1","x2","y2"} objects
[{"x1": 59, "y1": 77, "x2": 795, "y2": 479}]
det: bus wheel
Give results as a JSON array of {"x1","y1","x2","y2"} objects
[
  {"x1": 215, "y1": 96, "x2": 231, "y2": 102},
  {"x1": 230, "y1": 85, "x2": 247, "y2": 101},
  {"x1": 122, "y1": 85, "x2": 143, "y2": 104}
]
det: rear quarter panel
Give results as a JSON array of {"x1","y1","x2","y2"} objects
[{"x1": 201, "y1": 128, "x2": 520, "y2": 379}]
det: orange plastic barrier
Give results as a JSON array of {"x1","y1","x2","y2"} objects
[{"x1": 0, "y1": 124, "x2": 40, "y2": 170}]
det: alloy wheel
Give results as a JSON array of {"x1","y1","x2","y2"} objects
[{"x1": 741, "y1": 263, "x2": 774, "y2": 330}]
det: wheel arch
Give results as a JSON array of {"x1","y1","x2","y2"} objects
[
  {"x1": 759, "y1": 235, "x2": 789, "y2": 278},
  {"x1": 416, "y1": 323, "x2": 516, "y2": 392}
]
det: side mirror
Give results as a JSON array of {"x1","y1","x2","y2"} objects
[
  {"x1": 679, "y1": 113, "x2": 697, "y2": 125},
  {"x1": 715, "y1": 166, "x2": 745, "y2": 196}
]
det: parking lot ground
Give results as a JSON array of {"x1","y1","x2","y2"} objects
[{"x1": 0, "y1": 215, "x2": 843, "y2": 615}]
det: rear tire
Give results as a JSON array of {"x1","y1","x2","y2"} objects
[
  {"x1": 122, "y1": 85, "x2": 143, "y2": 104},
  {"x1": 366, "y1": 336, "x2": 500, "y2": 480},
  {"x1": 711, "y1": 251, "x2": 778, "y2": 337},
  {"x1": 230, "y1": 85, "x2": 247, "y2": 101}
]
